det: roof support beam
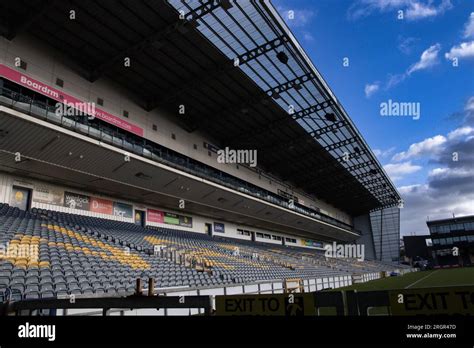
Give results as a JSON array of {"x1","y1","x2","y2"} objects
[
  {"x1": 336, "y1": 149, "x2": 367, "y2": 162},
  {"x1": 357, "y1": 178, "x2": 387, "y2": 186},
  {"x1": 324, "y1": 137, "x2": 357, "y2": 151},
  {"x1": 309, "y1": 120, "x2": 348, "y2": 139},
  {"x1": 88, "y1": 0, "x2": 224, "y2": 82},
  {"x1": 265, "y1": 72, "x2": 315, "y2": 98},
  {"x1": 146, "y1": 35, "x2": 289, "y2": 110}
]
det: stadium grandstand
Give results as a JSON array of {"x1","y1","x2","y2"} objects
[{"x1": 0, "y1": 0, "x2": 408, "y2": 313}]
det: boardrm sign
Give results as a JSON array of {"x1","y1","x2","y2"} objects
[{"x1": 0, "y1": 64, "x2": 143, "y2": 136}]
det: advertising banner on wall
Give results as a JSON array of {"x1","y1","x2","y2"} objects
[
  {"x1": 164, "y1": 212, "x2": 180, "y2": 225},
  {"x1": 146, "y1": 209, "x2": 192, "y2": 227},
  {"x1": 179, "y1": 215, "x2": 193, "y2": 228},
  {"x1": 147, "y1": 209, "x2": 164, "y2": 223},
  {"x1": 0, "y1": 63, "x2": 144, "y2": 136},
  {"x1": 90, "y1": 197, "x2": 113, "y2": 215},
  {"x1": 301, "y1": 239, "x2": 324, "y2": 248},
  {"x1": 113, "y1": 202, "x2": 133, "y2": 219},
  {"x1": 32, "y1": 184, "x2": 63, "y2": 206},
  {"x1": 64, "y1": 191, "x2": 90, "y2": 211},
  {"x1": 10, "y1": 186, "x2": 29, "y2": 210},
  {"x1": 214, "y1": 222, "x2": 225, "y2": 233}
]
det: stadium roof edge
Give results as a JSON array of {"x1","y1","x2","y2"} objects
[{"x1": 260, "y1": 0, "x2": 401, "y2": 208}]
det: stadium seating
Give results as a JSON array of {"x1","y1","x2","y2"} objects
[{"x1": 0, "y1": 203, "x2": 403, "y2": 302}]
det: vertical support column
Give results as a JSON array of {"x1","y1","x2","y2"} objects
[
  {"x1": 148, "y1": 278, "x2": 155, "y2": 296},
  {"x1": 379, "y1": 208, "x2": 384, "y2": 261},
  {"x1": 136, "y1": 278, "x2": 143, "y2": 296}
]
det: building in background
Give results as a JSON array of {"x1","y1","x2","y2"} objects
[{"x1": 427, "y1": 215, "x2": 474, "y2": 267}]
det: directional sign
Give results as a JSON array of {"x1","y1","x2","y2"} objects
[{"x1": 215, "y1": 293, "x2": 315, "y2": 316}]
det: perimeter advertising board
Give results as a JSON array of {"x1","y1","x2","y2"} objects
[
  {"x1": 389, "y1": 286, "x2": 474, "y2": 315},
  {"x1": 215, "y1": 294, "x2": 315, "y2": 316}
]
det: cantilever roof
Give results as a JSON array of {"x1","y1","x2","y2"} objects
[
  {"x1": 169, "y1": 0, "x2": 401, "y2": 211},
  {"x1": 0, "y1": 0, "x2": 401, "y2": 215}
]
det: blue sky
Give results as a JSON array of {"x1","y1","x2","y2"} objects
[{"x1": 274, "y1": 0, "x2": 474, "y2": 235}]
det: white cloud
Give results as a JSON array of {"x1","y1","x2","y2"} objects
[
  {"x1": 398, "y1": 36, "x2": 419, "y2": 54},
  {"x1": 407, "y1": 43, "x2": 441, "y2": 74},
  {"x1": 348, "y1": 0, "x2": 452, "y2": 21},
  {"x1": 445, "y1": 41, "x2": 474, "y2": 60},
  {"x1": 405, "y1": 2, "x2": 437, "y2": 19},
  {"x1": 302, "y1": 31, "x2": 315, "y2": 42},
  {"x1": 395, "y1": 98, "x2": 474, "y2": 235},
  {"x1": 447, "y1": 126, "x2": 474, "y2": 140},
  {"x1": 364, "y1": 82, "x2": 380, "y2": 98},
  {"x1": 383, "y1": 161, "x2": 422, "y2": 181},
  {"x1": 277, "y1": 7, "x2": 316, "y2": 28},
  {"x1": 405, "y1": 0, "x2": 452, "y2": 20},
  {"x1": 398, "y1": 183, "x2": 426, "y2": 195},
  {"x1": 383, "y1": 43, "x2": 441, "y2": 89},
  {"x1": 386, "y1": 73, "x2": 406, "y2": 89},
  {"x1": 463, "y1": 12, "x2": 474, "y2": 39},
  {"x1": 392, "y1": 135, "x2": 447, "y2": 161},
  {"x1": 373, "y1": 146, "x2": 396, "y2": 158},
  {"x1": 465, "y1": 96, "x2": 474, "y2": 111},
  {"x1": 398, "y1": 183, "x2": 474, "y2": 235},
  {"x1": 428, "y1": 167, "x2": 473, "y2": 178}
]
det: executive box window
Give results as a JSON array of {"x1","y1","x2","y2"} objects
[{"x1": 237, "y1": 229, "x2": 251, "y2": 236}]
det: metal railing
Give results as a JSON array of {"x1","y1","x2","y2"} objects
[{"x1": 0, "y1": 84, "x2": 357, "y2": 233}]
